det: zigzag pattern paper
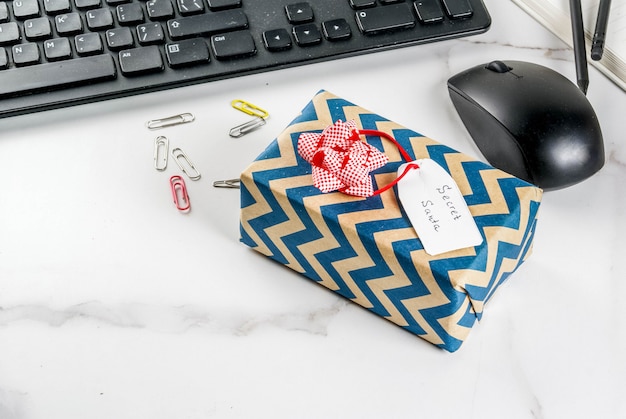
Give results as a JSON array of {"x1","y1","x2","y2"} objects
[{"x1": 239, "y1": 91, "x2": 543, "y2": 352}]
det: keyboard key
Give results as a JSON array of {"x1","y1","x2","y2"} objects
[
  {"x1": 24, "y1": 17, "x2": 53, "y2": 40},
  {"x1": 55, "y1": 13, "x2": 83, "y2": 35},
  {"x1": 292, "y1": 23, "x2": 321, "y2": 46},
  {"x1": 0, "y1": 54, "x2": 116, "y2": 98},
  {"x1": 207, "y1": 0, "x2": 241, "y2": 10},
  {"x1": 285, "y1": 2, "x2": 313, "y2": 24},
  {"x1": 119, "y1": 45, "x2": 163, "y2": 74},
  {"x1": 13, "y1": 0, "x2": 40, "y2": 19},
  {"x1": 12, "y1": 43, "x2": 40, "y2": 66},
  {"x1": 414, "y1": 0, "x2": 444, "y2": 24},
  {"x1": 75, "y1": 32, "x2": 103, "y2": 55},
  {"x1": 177, "y1": 0, "x2": 204, "y2": 16},
  {"x1": 146, "y1": 0, "x2": 174, "y2": 20},
  {"x1": 0, "y1": 22, "x2": 21, "y2": 45},
  {"x1": 262, "y1": 28, "x2": 292, "y2": 51},
  {"x1": 75, "y1": 0, "x2": 102, "y2": 9},
  {"x1": 167, "y1": 9, "x2": 247, "y2": 40},
  {"x1": 211, "y1": 30, "x2": 255, "y2": 59},
  {"x1": 86, "y1": 8, "x2": 114, "y2": 30},
  {"x1": 355, "y1": 3, "x2": 416, "y2": 34},
  {"x1": 441, "y1": 0, "x2": 473, "y2": 19},
  {"x1": 165, "y1": 38, "x2": 209, "y2": 67},
  {"x1": 137, "y1": 22, "x2": 165, "y2": 44},
  {"x1": 44, "y1": 0, "x2": 72, "y2": 15},
  {"x1": 0, "y1": 3, "x2": 8, "y2": 23},
  {"x1": 322, "y1": 18, "x2": 351, "y2": 41},
  {"x1": 44, "y1": 37, "x2": 72, "y2": 60},
  {"x1": 106, "y1": 26, "x2": 133, "y2": 49},
  {"x1": 0, "y1": 47, "x2": 7, "y2": 68},
  {"x1": 348, "y1": 0, "x2": 376, "y2": 9},
  {"x1": 117, "y1": 3, "x2": 144, "y2": 25}
]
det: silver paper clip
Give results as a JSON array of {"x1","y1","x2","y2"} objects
[
  {"x1": 146, "y1": 113, "x2": 195, "y2": 130},
  {"x1": 213, "y1": 178, "x2": 241, "y2": 188},
  {"x1": 153, "y1": 136, "x2": 169, "y2": 171},
  {"x1": 229, "y1": 117, "x2": 266, "y2": 138},
  {"x1": 170, "y1": 175, "x2": 191, "y2": 212},
  {"x1": 171, "y1": 147, "x2": 201, "y2": 180}
]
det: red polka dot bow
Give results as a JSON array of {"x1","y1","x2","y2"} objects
[{"x1": 297, "y1": 120, "x2": 389, "y2": 197}]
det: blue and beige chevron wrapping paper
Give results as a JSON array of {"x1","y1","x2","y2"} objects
[{"x1": 239, "y1": 91, "x2": 543, "y2": 352}]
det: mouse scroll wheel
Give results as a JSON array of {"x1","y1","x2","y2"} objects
[{"x1": 486, "y1": 61, "x2": 512, "y2": 73}]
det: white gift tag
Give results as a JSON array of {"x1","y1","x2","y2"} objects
[{"x1": 397, "y1": 158, "x2": 483, "y2": 256}]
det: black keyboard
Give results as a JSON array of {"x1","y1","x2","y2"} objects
[{"x1": 0, "y1": 0, "x2": 490, "y2": 118}]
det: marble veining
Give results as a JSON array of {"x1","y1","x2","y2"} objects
[{"x1": 0, "y1": 299, "x2": 348, "y2": 336}]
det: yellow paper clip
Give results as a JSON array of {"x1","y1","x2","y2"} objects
[
  {"x1": 171, "y1": 147, "x2": 201, "y2": 180},
  {"x1": 231, "y1": 99, "x2": 269, "y2": 119},
  {"x1": 146, "y1": 113, "x2": 195, "y2": 130},
  {"x1": 153, "y1": 136, "x2": 169, "y2": 171}
]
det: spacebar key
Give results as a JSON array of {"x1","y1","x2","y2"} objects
[{"x1": 0, "y1": 55, "x2": 117, "y2": 98}]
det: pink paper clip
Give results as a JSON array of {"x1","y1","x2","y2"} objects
[{"x1": 169, "y1": 175, "x2": 190, "y2": 212}]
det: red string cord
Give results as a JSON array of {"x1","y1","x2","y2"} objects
[{"x1": 356, "y1": 129, "x2": 419, "y2": 196}]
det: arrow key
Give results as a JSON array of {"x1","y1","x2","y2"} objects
[
  {"x1": 285, "y1": 2, "x2": 313, "y2": 24},
  {"x1": 322, "y1": 18, "x2": 351, "y2": 41},
  {"x1": 292, "y1": 23, "x2": 321, "y2": 46},
  {"x1": 262, "y1": 28, "x2": 292, "y2": 52}
]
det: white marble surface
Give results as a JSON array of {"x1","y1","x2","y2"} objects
[{"x1": 1, "y1": 0, "x2": 625, "y2": 418}]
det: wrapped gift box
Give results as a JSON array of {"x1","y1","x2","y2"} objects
[{"x1": 239, "y1": 91, "x2": 543, "y2": 352}]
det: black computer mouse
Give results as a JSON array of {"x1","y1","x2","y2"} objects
[{"x1": 447, "y1": 60, "x2": 605, "y2": 190}]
